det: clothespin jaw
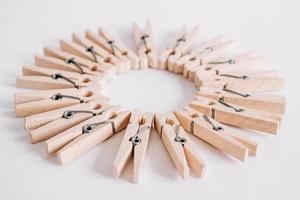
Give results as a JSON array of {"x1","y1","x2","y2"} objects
[
  {"x1": 194, "y1": 72, "x2": 284, "y2": 93},
  {"x1": 197, "y1": 87, "x2": 286, "y2": 115},
  {"x1": 154, "y1": 112, "x2": 205, "y2": 178},
  {"x1": 72, "y1": 33, "x2": 126, "y2": 74},
  {"x1": 132, "y1": 20, "x2": 158, "y2": 69},
  {"x1": 28, "y1": 103, "x2": 115, "y2": 144},
  {"x1": 189, "y1": 96, "x2": 281, "y2": 134},
  {"x1": 45, "y1": 108, "x2": 130, "y2": 165},
  {"x1": 174, "y1": 107, "x2": 259, "y2": 160},
  {"x1": 15, "y1": 86, "x2": 108, "y2": 117},
  {"x1": 175, "y1": 36, "x2": 234, "y2": 75},
  {"x1": 113, "y1": 110, "x2": 153, "y2": 183},
  {"x1": 158, "y1": 25, "x2": 199, "y2": 71}
]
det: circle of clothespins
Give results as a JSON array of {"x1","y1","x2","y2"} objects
[{"x1": 14, "y1": 21, "x2": 285, "y2": 183}]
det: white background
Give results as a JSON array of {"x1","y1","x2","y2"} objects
[{"x1": 0, "y1": 0, "x2": 300, "y2": 199}]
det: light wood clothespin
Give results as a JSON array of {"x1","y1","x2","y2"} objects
[
  {"x1": 174, "y1": 36, "x2": 233, "y2": 74},
  {"x1": 189, "y1": 96, "x2": 281, "y2": 134},
  {"x1": 197, "y1": 87, "x2": 286, "y2": 115},
  {"x1": 113, "y1": 110, "x2": 153, "y2": 183},
  {"x1": 15, "y1": 86, "x2": 108, "y2": 117},
  {"x1": 132, "y1": 20, "x2": 158, "y2": 69},
  {"x1": 43, "y1": 47, "x2": 113, "y2": 78},
  {"x1": 34, "y1": 54, "x2": 101, "y2": 76},
  {"x1": 154, "y1": 112, "x2": 205, "y2": 178},
  {"x1": 72, "y1": 33, "x2": 126, "y2": 73},
  {"x1": 86, "y1": 28, "x2": 139, "y2": 69},
  {"x1": 16, "y1": 68, "x2": 99, "y2": 90},
  {"x1": 24, "y1": 99, "x2": 107, "y2": 130},
  {"x1": 174, "y1": 106, "x2": 259, "y2": 160},
  {"x1": 29, "y1": 104, "x2": 118, "y2": 144},
  {"x1": 158, "y1": 25, "x2": 199, "y2": 71},
  {"x1": 46, "y1": 109, "x2": 131, "y2": 165},
  {"x1": 194, "y1": 71, "x2": 284, "y2": 93}
]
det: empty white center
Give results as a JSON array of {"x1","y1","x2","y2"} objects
[{"x1": 101, "y1": 69, "x2": 197, "y2": 113}]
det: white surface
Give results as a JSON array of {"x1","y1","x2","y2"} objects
[{"x1": 0, "y1": 0, "x2": 300, "y2": 199}]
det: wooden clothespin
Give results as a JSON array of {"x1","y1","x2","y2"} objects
[
  {"x1": 43, "y1": 47, "x2": 114, "y2": 78},
  {"x1": 29, "y1": 104, "x2": 118, "y2": 144},
  {"x1": 72, "y1": 33, "x2": 126, "y2": 73},
  {"x1": 189, "y1": 96, "x2": 281, "y2": 134},
  {"x1": 174, "y1": 106, "x2": 259, "y2": 160},
  {"x1": 154, "y1": 112, "x2": 205, "y2": 178},
  {"x1": 16, "y1": 67, "x2": 99, "y2": 90},
  {"x1": 113, "y1": 110, "x2": 153, "y2": 183},
  {"x1": 15, "y1": 86, "x2": 108, "y2": 117},
  {"x1": 185, "y1": 51, "x2": 265, "y2": 82},
  {"x1": 197, "y1": 87, "x2": 286, "y2": 115},
  {"x1": 158, "y1": 25, "x2": 199, "y2": 71},
  {"x1": 46, "y1": 109, "x2": 131, "y2": 165},
  {"x1": 86, "y1": 28, "x2": 139, "y2": 69},
  {"x1": 34, "y1": 54, "x2": 101, "y2": 76},
  {"x1": 175, "y1": 36, "x2": 233, "y2": 74},
  {"x1": 132, "y1": 20, "x2": 158, "y2": 69},
  {"x1": 194, "y1": 70, "x2": 284, "y2": 93}
]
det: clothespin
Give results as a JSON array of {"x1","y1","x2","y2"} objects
[
  {"x1": 189, "y1": 96, "x2": 281, "y2": 134},
  {"x1": 47, "y1": 110, "x2": 131, "y2": 165},
  {"x1": 174, "y1": 106, "x2": 259, "y2": 160},
  {"x1": 16, "y1": 67, "x2": 99, "y2": 90},
  {"x1": 174, "y1": 36, "x2": 233, "y2": 74},
  {"x1": 15, "y1": 86, "x2": 108, "y2": 117},
  {"x1": 132, "y1": 20, "x2": 158, "y2": 69},
  {"x1": 197, "y1": 87, "x2": 286, "y2": 115},
  {"x1": 154, "y1": 112, "x2": 205, "y2": 178},
  {"x1": 86, "y1": 28, "x2": 139, "y2": 69},
  {"x1": 59, "y1": 39, "x2": 120, "y2": 74},
  {"x1": 113, "y1": 110, "x2": 153, "y2": 183},
  {"x1": 34, "y1": 54, "x2": 101, "y2": 76},
  {"x1": 29, "y1": 103, "x2": 118, "y2": 144},
  {"x1": 21, "y1": 65, "x2": 102, "y2": 82},
  {"x1": 158, "y1": 25, "x2": 199, "y2": 71},
  {"x1": 43, "y1": 47, "x2": 114, "y2": 78},
  {"x1": 194, "y1": 70, "x2": 284, "y2": 93},
  {"x1": 186, "y1": 51, "x2": 266, "y2": 82},
  {"x1": 72, "y1": 33, "x2": 126, "y2": 73}
]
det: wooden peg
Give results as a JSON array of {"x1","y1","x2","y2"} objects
[
  {"x1": 174, "y1": 106, "x2": 260, "y2": 160},
  {"x1": 132, "y1": 20, "x2": 158, "y2": 69},
  {"x1": 154, "y1": 112, "x2": 205, "y2": 178},
  {"x1": 175, "y1": 36, "x2": 233, "y2": 74},
  {"x1": 15, "y1": 86, "x2": 102, "y2": 104},
  {"x1": 22, "y1": 65, "x2": 102, "y2": 82},
  {"x1": 34, "y1": 54, "x2": 101, "y2": 76},
  {"x1": 86, "y1": 28, "x2": 139, "y2": 69},
  {"x1": 189, "y1": 96, "x2": 281, "y2": 134},
  {"x1": 29, "y1": 104, "x2": 118, "y2": 144},
  {"x1": 54, "y1": 110, "x2": 131, "y2": 165},
  {"x1": 158, "y1": 26, "x2": 199, "y2": 71},
  {"x1": 113, "y1": 110, "x2": 153, "y2": 183},
  {"x1": 15, "y1": 86, "x2": 108, "y2": 117},
  {"x1": 72, "y1": 33, "x2": 125, "y2": 73},
  {"x1": 24, "y1": 99, "x2": 107, "y2": 130},
  {"x1": 44, "y1": 47, "x2": 113, "y2": 78},
  {"x1": 16, "y1": 73, "x2": 99, "y2": 90},
  {"x1": 195, "y1": 72, "x2": 284, "y2": 93},
  {"x1": 197, "y1": 87, "x2": 286, "y2": 115}
]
